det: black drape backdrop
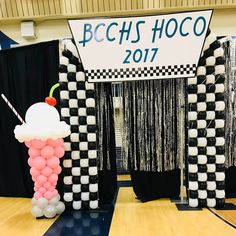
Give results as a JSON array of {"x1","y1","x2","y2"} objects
[
  {"x1": 96, "y1": 84, "x2": 117, "y2": 204},
  {"x1": 0, "y1": 41, "x2": 60, "y2": 197}
]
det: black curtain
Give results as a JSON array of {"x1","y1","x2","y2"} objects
[
  {"x1": 0, "y1": 41, "x2": 60, "y2": 197},
  {"x1": 95, "y1": 83, "x2": 117, "y2": 204}
]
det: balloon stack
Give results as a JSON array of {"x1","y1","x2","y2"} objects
[{"x1": 13, "y1": 84, "x2": 71, "y2": 218}]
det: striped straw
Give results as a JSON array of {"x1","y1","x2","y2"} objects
[{"x1": 1, "y1": 94, "x2": 25, "y2": 124}]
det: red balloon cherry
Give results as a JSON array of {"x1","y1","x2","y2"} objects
[{"x1": 45, "y1": 97, "x2": 57, "y2": 106}]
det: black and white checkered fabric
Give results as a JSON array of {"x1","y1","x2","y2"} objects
[
  {"x1": 59, "y1": 40, "x2": 98, "y2": 210},
  {"x1": 86, "y1": 64, "x2": 196, "y2": 82},
  {"x1": 187, "y1": 29, "x2": 226, "y2": 208}
]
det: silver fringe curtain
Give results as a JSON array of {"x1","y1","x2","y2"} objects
[
  {"x1": 223, "y1": 37, "x2": 236, "y2": 167},
  {"x1": 122, "y1": 79, "x2": 186, "y2": 172}
]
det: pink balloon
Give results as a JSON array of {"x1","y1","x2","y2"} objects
[
  {"x1": 34, "y1": 156, "x2": 46, "y2": 170},
  {"x1": 34, "y1": 191, "x2": 42, "y2": 200},
  {"x1": 48, "y1": 174, "x2": 58, "y2": 184},
  {"x1": 44, "y1": 191, "x2": 53, "y2": 200},
  {"x1": 30, "y1": 167, "x2": 40, "y2": 178},
  {"x1": 41, "y1": 145, "x2": 54, "y2": 159},
  {"x1": 25, "y1": 141, "x2": 32, "y2": 148},
  {"x1": 35, "y1": 182, "x2": 40, "y2": 188},
  {"x1": 30, "y1": 139, "x2": 46, "y2": 149},
  {"x1": 53, "y1": 166, "x2": 62, "y2": 175},
  {"x1": 54, "y1": 146, "x2": 65, "y2": 158},
  {"x1": 49, "y1": 186, "x2": 55, "y2": 191},
  {"x1": 34, "y1": 186, "x2": 39, "y2": 192},
  {"x1": 47, "y1": 138, "x2": 63, "y2": 147},
  {"x1": 47, "y1": 156, "x2": 59, "y2": 169},
  {"x1": 41, "y1": 166, "x2": 53, "y2": 177},
  {"x1": 39, "y1": 187, "x2": 46, "y2": 194},
  {"x1": 37, "y1": 175, "x2": 47, "y2": 185},
  {"x1": 27, "y1": 157, "x2": 34, "y2": 167},
  {"x1": 28, "y1": 148, "x2": 40, "y2": 158},
  {"x1": 43, "y1": 181, "x2": 51, "y2": 189}
]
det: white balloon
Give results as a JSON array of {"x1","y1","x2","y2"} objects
[
  {"x1": 216, "y1": 172, "x2": 225, "y2": 181},
  {"x1": 68, "y1": 82, "x2": 77, "y2": 91},
  {"x1": 80, "y1": 159, "x2": 89, "y2": 168},
  {"x1": 72, "y1": 167, "x2": 81, "y2": 176},
  {"x1": 88, "y1": 150, "x2": 97, "y2": 159},
  {"x1": 197, "y1": 102, "x2": 206, "y2": 112},
  {"x1": 88, "y1": 133, "x2": 96, "y2": 142},
  {"x1": 32, "y1": 198, "x2": 37, "y2": 206},
  {"x1": 214, "y1": 48, "x2": 224, "y2": 58},
  {"x1": 73, "y1": 201, "x2": 81, "y2": 210},
  {"x1": 64, "y1": 192, "x2": 73, "y2": 202},
  {"x1": 207, "y1": 181, "x2": 216, "y2": 191},
  {"x1": 67, "y1": 64, "x2": 76, "y2": 73},
  {"x1": 80, "y1": 142, "x2": 88, "y2": 151},
  {"x1": 56, "y1": 201, "x2": 65, "y2": 214},
  {"x1": 197, "y1": 66, "x2": 206, "y2": 76},
  {"x1": 188, "y1": 94, "x2": 197, "y2": 103},
  {"x1": 89, "y1": 184, "x2": 98, "y2": 193},
  {"x1": 59, "y1": 56, "x2": 69, "y2": 66},
  {"x1": 90, "y1": 200, "x2": 98, "y2": 209},
  {"x1": 198, "y1": 155, "x2": 207, "y2": 164},
  {"x1": 37, "y1": 198, "x2": 49, "y2": 209},
  {"x1": 206, "y1": 129, "x2": 216, "y2": 138},
  {"x1": 197, "y1": 138, "x2": 207, "y2": 147},
  {"x1": 188, "y1": 77, "x2": 197, "y2": 85},
  {"x1": 86, "y1": 99, "x2": 96, "y2": 108},
  {"x1": 77, "y1": 90, "x2": 86, "y2": 99},
  {"x1": 85, "y1": 82, "x2": 94, "y2": 90},
  {"x1": 72, "y1": 184, "x2": 81, "y2": 193},
  {"x1": 59, "y1": 73, "x2": 67, "y2": 82},
  {"x1": 69, "y1": 99, "x2": 78, "y2": 108},
  {"x1": 215, "y1": 120, "x2": 224, "y2": 128},
  {"x1": 188, "y1": 147, "x2": 198, "y2": 156},
  {"x1": 198, "y1": 173, "x2": 207, "y2": 182},
  {"x1": 215, "y1": 84, "x2": 225, "y2": 93},
  {"x1": 44, "y1": 205, "x2": 57, "y2": 218},
  {"x1": 71, "y1": 151, "x2": 80, "y2": 160},
  {"x1": 206, "y1": 93, "x2": 215, "y2": 102},
  {"x1": 188, "y1": 112, "x2": 197, "y2": 121},
  {"x1": 189, "y1": 198, "x2": 198, "y2": 208},
  {"x1": 207, "y1": 198, "x2": 216, "y2": 208},
  {"x1": 197, "y1": 84, "x2": 206, "y2": 93},
  {"x1": 206, "y1": 56, "x2": 216, "y2": 66},
  {"x1": 31, "y1": 206, "x2": 44, "y2": 218},
  {"x1": 76, "y1": 72, "x2": 85, "y2": 81},
  {"x1": 197, "y1": 120, "x2": 206, "y2": 129},
  {"x1": 189, "y1": 181, "x2": 198, "y2": 190},
  {"x1": 49, "y1": 195, "x2": 60, "y2": 205},
  {"x1": 63, "y1": 159, "x2": 72, "y2": 168},
  {"x1": 216, "y1": 190, "x2": 225, "y2": 199},
  {"x1": 206, "y1": 111, "x2": 215, "y2": 120},
  {"x1": 215, "y1": 102, "x2": 225, "y2": 111},
  {"x1": 81, "y1": 192, "x2": 90, "y2": 201},
  {"x1": 89, "y1": 167, "x2": 98, "y2": 175},
  {"x1": 81, "y1": 176, "x2": 89, "y2": 184},
  {"x1": 198, "y1": 190, "x2": 207, "y2": 199},
  {"x1": 207, "y1": 147, "x2": 216, "y2": 155},
  {"x1": 216, "y1": 138, "x2": 225, "y2": 146},
  {"x1": 216, "y1": 155, "x2": 225, "y2": 164},
  {"x1": 64, "y1": 176, "x2": 73, "y2": 185},
  {"x1": 189, "y1": 164, "x2": 198, "y2": 173},
  {"x1": 207, "y1": 164, "x2": 216, "y2": 173},
  {"x1": 206, "y1": 74, "x2": 215, "y2": 84}
]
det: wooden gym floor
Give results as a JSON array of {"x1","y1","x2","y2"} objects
[{"x1": 0, "y1": 175, "x2": 235, "y2": 236}]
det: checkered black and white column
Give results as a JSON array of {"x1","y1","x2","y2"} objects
[
  {"x1": 187, "y1": 30, "x2": 226, "y2": 208},
  {"x1": 59, "y1": 40, "x2": 99, "y2": 210}
]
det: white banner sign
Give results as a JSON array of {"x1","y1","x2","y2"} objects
[{"x1": 68, "y1": 10, "x2": 212, "y2": 82}]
